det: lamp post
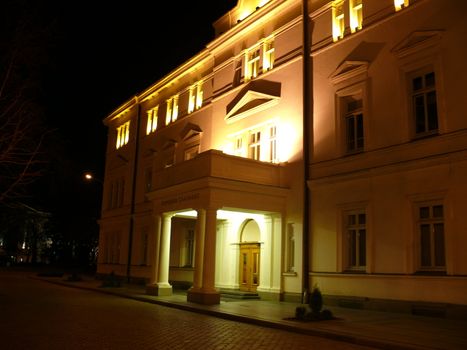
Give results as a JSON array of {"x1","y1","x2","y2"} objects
[{"x1": 82, "y1": 171, "x2": 103, "y2": 270}]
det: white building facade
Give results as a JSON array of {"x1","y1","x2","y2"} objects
[{"x1": 97, "y1": 0, "x2": 467, "y2": 315}]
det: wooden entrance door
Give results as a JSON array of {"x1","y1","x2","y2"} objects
[{"x1": 239, "y1": 243, "x2": 260, "y2": 292}]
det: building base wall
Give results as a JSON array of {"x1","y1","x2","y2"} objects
[
  {"x1": 324, "y1": 294, "x2": 467, "y2": 320},
  {"x1": 187, "y1": 289, "x2": 220, "y2": 305}
]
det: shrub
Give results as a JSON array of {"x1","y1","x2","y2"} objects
[
  {"x1": 309, "y1": 285, "x2": 323, "y2": 314},
  {"x1": 295, "y1": 306, "x2": 307, "y2": 320}
]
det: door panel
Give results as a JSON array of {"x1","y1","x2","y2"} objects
[{"x1": 239, "y1": 244, "x2": 260, "y2": 292}]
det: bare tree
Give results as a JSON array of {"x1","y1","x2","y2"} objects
[{"x1": 0, "y1": 0, "x2": 52, "y2": 205}]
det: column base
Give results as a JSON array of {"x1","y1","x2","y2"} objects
[
  {"x1": 146, "y1": 283, "x2": 173, "y2": 296},
  {"x1": 187, "y1": 288, "x2": 220, "y2": 305}
]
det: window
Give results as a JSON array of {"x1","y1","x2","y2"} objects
[
  {"x1": 248, "y1": 131, "x2": 261, "y2": 160},
  {"x1": 116, "y1": 121, "x2": 130, "y2": 149},
  {"x1": 417, "y1": 203, "x2": 445, "y2": 270},
  {"x1": 108, "y1": 177, "x2": 125, "y2": 209},
  {"x1": 269, "y1": 125, "x2": 277, "y2": 162},
  {"x1": 234, "y1": 136, "x2": 243, "y2": 157},
  {"x1": 245, "y1": 47, "x2": 260, "y2": 81},
  {"x1": 243, "y1": 37, "x2": 275, "y2": 82},
  {"x1": 332, "y1": 1, "x2": 345, "y2": 41},
  {"x1": 411, "y1": 70, "x2": 438, "y2": 137},
  {"x1": 188, "y1": 82, "x2": 203, "y2": 113},
  {"x1": 110, "y1": 233, "x2": 120, "y2": 264},
  {"x1": 262, "y1": 39, "x2": 275, "y2": 72},
  {"x1": 144, "y1": 168, "x2": 152, "y2": 193},
  {"x1": 184, "y1": 144, "x2": 199, "y2": 161},
  {"x1": 286, "y1": 223, "x2": 295, "y2": 273},
  {"x1": 141, "y1": 231, "x2": 148, "y2": 265},
  {"x1": 394, "y1": 0, "x2": 409, "y2": 11},
  {"x1": 166, "y1": 95, "x2": 179, "y2": 125},
  {"x1": 183, "y1": 229, "x2": 194, "y2": 267},
  {"x1": 344, "y1": 97, "x2": 364, "y2": 153},
  {"x1": 229, "y1": 123, "x2": 279, "y2": 163},
  {"x1": 345, "y1": 211, "x2": 366, "y2": 270},
  {"x1": 146, "y1": 106, "x2": 158, "y2": 135},
  {"x1": 350, "y1": 0, "x2": 362, "y2": 33}
]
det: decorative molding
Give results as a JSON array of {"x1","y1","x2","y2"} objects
[
  {"x1": 225, "y1": 79, "x2": 281, "y2": 123},
  {"x1": 330, "y1": 61, "x2": 369, "y2": 85},
  {"x1": 391, "y1": 30, "x2": 443, "y2": 59}
]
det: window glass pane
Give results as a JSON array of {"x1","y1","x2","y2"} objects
[
  {"x1": 358, "y1": 213, "x2": 366, "y2": 225},
  {"x1": 419, "y1": 206, "x2": 429, "y2": 219},
  {"x1": 349, "y1": 230, "x2": 357, "y2": 266},
  {"x1": 356, "y1": 114, "x2": 364, "y2": 149},
  {"x1": 427, "y1": 91, "x2": 438, "y2": 131},
  {"x1": 434, "y1": 223, "x2": 445, "y2": 266},
  {"x1": 414, "y1": 95, "x2": 426, "y2": 133},
  {"x1": 433, "y1": 205, "x2": 443, "y2": 218},
  {"x1": 348, "y1": 214, "x2": 356, "y2": 225},
  {"x1": 359, "y1": 229, "x2": 366, "y2": 266},
  {"x1": 412, "y1": 76, "x2": 423, "y2": 91},
  {"x1": 425, "y1": 72, "x2": 435, "y2": 87},
  {"x1": 346, "y1": 117, "x2": 355, "y2": 151},
  {"x1": 420, "y1": 224, "x2": 431, "y2": 266}
]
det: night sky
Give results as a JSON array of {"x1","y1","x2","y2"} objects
[
  {"x1": 46, "y1": 0, "x2": 238, "y2": 178},
  {"x1": 5, "y1": 0, "x2": 238, "y2": 215}
]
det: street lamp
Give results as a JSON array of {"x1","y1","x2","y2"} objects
[{"x1": 83, "y1": 171, "x2": 102, "y2": 184}]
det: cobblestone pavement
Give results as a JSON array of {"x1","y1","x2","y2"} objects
[{"x1": 0, "y1": 270, "x2": 375, "y2": 350}]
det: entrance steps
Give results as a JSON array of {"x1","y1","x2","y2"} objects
[{"x1": 220, "y1": 289, "x2": 260, "y2": 300}]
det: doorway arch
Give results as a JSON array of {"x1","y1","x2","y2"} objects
[{"x1": 239, "y1": 219, "x2": 260, "y2": 292}]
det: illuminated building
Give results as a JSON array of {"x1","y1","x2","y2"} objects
[{"x1": 98, "y1": 0, "x2": 467, "y2": 314}]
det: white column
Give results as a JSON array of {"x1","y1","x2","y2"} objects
[
  {"x1": 157, "y1": 213, "x2": 173, "y2": 287},
  {"x1": 187, "y1": 207, "x2": 220, "y2": 305},
  {"x1": 191, "y1": 208, "x2": 206, "y2": 290},
  {"x1": 201, "y1": 208, "x2": 218, "y2": 293},
  {"x1": 147, "y1": 214, "x2": 161, "y2": 285}
]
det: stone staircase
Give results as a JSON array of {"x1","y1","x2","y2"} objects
[{"x1": 220, "y1": 289, "x2": 260, "y2": 300}]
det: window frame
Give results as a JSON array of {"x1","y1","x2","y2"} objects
[
  {"x1": 343, "y1": 209, "x2": 367, "y2": 272},
  {"x1": 248, "y1": 130, "x2": 261, "y2": 161},
  {"x1": 335, "y1": 81, "x2": 368, "y2": 156},
  {"x1": 146, "y1": 106, "x2": 159, "y2": 135},
  {"x1": 332, "y1": 0, "x2": 345, "y2": 42},
  {"x1": 408, "y1": 67, "x2": 439, "y2": 139},
  {"x1": 394, "y1": 0, "x2": 409, "y2": 12},
  {"x1": 116, "y1": 121, "x2": 130, "y2": 149},
  {"x1": 414, "y1": 201, "x2": 446, "y2": 272}
]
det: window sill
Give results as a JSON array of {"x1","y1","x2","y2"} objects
[{"x1": 282, "y1": 271, "x2": 297, "y2": 277}]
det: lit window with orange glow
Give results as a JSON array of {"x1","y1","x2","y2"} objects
[
  {"x1": 188, "y1": 82, "x2": 203, "y2": 114},
  {"x1": 234, "y1": 136, "x2": 243, "y2": 157},
  {"x1": 332, "y1": 0, "x2": 345, "y2": 41},
  {"x1": 269, "y1": 125, "x2": 277, "y2": 163},
  {"x1": 146, "y1": 106, "x2": 158, "y2": 135},
  {"x1": 394, "y1": 0, "x2": 409, "y2": 11},
  {"x1": 116, "y1": 121, "x2": 130, "y2": 149},
  {"x1": 248, "y1": 131, "x2": 261, "y2": 160},
  {"x1": 350, "y1": 0, "x2": 363, "y2": 33},
  {"x1": 166, "y1": 95, "x2": 179, "y2": 125},
  {"x1": 262, "y1": 39, "x2": 275, "y2": 72},
  {"x1": 245, "y1": 47, "x2": 260, "y2": 81}
]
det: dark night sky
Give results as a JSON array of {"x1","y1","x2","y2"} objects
[
  {"x1": 45, "y1": 1, "x2": 238, "y2": 178},
  {"x1": 8, "y1": 0, "x2": 238, "y2": 215}
]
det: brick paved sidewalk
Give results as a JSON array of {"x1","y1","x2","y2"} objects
[{"x1": 35, "y1": 273, "x2": 467, "y2": 350}]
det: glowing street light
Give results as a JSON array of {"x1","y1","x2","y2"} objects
[{"x1": 83, "y1": 171, "x2": 102, "y2": 184}]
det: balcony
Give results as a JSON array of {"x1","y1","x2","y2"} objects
[{"x1": 154, "y1": 149, "x2": 286, "y2": 190}]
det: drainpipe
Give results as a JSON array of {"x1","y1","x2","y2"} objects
[
  {"x1": 301, "y1": 0, "x2": 312, "y2": 304},
  {"x1": 127, "y1": 97, "x2": 141, "y2": 283}
]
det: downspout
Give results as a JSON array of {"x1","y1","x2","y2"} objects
[
  {"x1": 301, "y1": 0, "x2": 312, "y2": 304},
  {"x1": 127, "y1": 97, "x2": 141, "y2": 283}
]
